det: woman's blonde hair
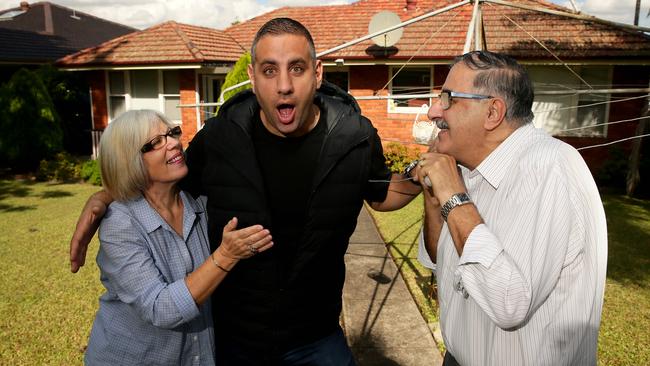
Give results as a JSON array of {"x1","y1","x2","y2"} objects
[{"x1": 98, "y1": 110, "x2": 175, "y2": 201}]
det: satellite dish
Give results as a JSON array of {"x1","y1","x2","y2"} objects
[{"x1": 368, "y1": 11, "x2": 403, "y2": 47}]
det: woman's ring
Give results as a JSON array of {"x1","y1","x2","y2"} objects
[{"x1": 249, "y1": 245, "x2": 259, "y2": 254}]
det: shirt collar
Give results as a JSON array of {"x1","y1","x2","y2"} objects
[
  {"x1": 128, "y1": 191, "x2": 205, "y2": 236},
  {"x1": 471, "y1": 123, "x2": 536, "y2": 189}
]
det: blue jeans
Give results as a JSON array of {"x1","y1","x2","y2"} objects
[
  {"x1": 280, "y1": 328, "x2": 356, "y2": 366},
  {"x1": 215, "y1": 327, "x2": 356, "y2": 366}
]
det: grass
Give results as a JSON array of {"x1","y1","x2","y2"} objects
[
  {"x1": 367, "y1": 193, "x2": 650, "y2": 365},
  {"x1": 1, "y1": 179, "x2": 647, "y2": 365},
  {"x1": 0, "y1": 179, "x2": 102, "y2": 365}
]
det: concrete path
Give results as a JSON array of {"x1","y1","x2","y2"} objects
[{"x1": 342, "y1": 206, "x2": 443, "y2": 366}]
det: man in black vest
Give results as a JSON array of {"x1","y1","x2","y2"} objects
[{"x1": 70, "y1": 18, "x2": 422, "y2": 365}]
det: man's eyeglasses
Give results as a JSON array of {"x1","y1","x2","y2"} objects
[
  {"x1": 141, "y1": 126, "x2": 182, "y2": 153},
  {"x1": 438, "y1": 90, "x2": 493, "y2": 110}
]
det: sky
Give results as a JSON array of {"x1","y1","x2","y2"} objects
[{"x1": 1, "y1": 0, "x2": 648, "y2": 30}]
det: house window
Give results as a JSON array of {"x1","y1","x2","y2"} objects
[
  {"x1": 324, "y1": 71, "x2": 349, "y2": 92},
  {"x1": 162, "y1": 70, "x2": 181, "y2": 121},
  {"x1": 130, "y1": 70, "x2": 159, "y2": 110},
  {"x1": 529, "y1": 65, "x2": 611, "y2": 137},
  {"x1": 106, "y1": 69, "x2": 184, "y2": 122},
  {"x1": 389, "y1": 66, "x2": 432, "y2": 113},
  {"x1": 108, "y1": 71, "x2": 126, "y2": 120}
]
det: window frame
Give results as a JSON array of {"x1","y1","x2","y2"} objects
[
  {"x1": 105, "y1": 69, "x2": 182, "y2": 123},
  {"x1": 387, "y1": 66, "x2": 434, "y2": 114},
  {"x1": 159, "y1": 70, "x2": 182, "y2": 122},
  {"x1": 530, "y1": 65, "x2": 612, "y2": 138},
  {"x1": 106, "y1": 70, "x2": 130, "y2": 122}
]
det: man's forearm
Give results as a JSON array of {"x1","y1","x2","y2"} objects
[{"x1": 369, "y1": 174, "x2": 421, "y2": 212}]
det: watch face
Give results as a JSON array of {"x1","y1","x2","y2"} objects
[{"x1": 404, "y1": 159, "x2": 420, "y2": 177}]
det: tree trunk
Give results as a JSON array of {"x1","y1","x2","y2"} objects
[{"x1": 626, "y1": 97, "x2": 649, "y2": 196}]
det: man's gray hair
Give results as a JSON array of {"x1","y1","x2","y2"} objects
[{"x1": 454, "y1": 51, "x2": 535, "y2": 126}]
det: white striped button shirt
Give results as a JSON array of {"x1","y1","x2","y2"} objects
[{"x1": 418, "y1": 124, "x2": 607, "y2": 366}]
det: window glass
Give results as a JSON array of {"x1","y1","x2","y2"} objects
[
  {"x1": 130, "y1": 70, "x2": 158, "y2": 98},
  {"x1": 391, "y1": 67, "x2": 431, "y2": 108},
  {"x1": 163, "y1": 70, "x2": 180, "y2": 94},
  {"x1": 109, "y1": 71, "x2": 124, "y2": 95},
  {"x1": 324, "y1": 71, "x2": 349, "y2": 92},
  {"x1": 529, "y1": 65, "x2": 610, "y2": 137},
  {"x1": 164, "y1": 96, "x2": 181, "y2": 121},
  {"x1": 109, "y1": 96, "x2": 125, "y2": 120}
]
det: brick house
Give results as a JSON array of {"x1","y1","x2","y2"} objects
[
  {"x1": 57, "y1": 21, "x2": 245, "y2": 150},
  {"x1": 57, "y1": 0, "x2": 650, "y2": 171}
]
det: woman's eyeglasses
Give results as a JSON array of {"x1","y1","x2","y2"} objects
[{"x1": 141, "y1": 126, "x2": 182, "y2": 153}]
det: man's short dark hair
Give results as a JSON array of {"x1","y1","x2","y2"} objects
[
  {"x1": 454, "y1": 50, "x2": 535, "y2": 126},
  {"x1": 250, "y1": 18, "x2": 316, "y2": 64}
]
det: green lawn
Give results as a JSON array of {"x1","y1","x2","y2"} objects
[
  {"x1": 368, "y1": 193, "x2": 650, "y2": 366},
  {"x1": 0, "y1": 179, "x2": 103, "y2": 365},
  {"x1": 1, "y1": 179, "x2": 648, "y2": 365}
]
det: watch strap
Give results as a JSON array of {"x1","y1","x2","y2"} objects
[
  {"x1": 440, "y1": 192, "x2": 472, "y2": 221},
  {"x1": 403, "y1": 160, "x2": 421, "y2": 185}
]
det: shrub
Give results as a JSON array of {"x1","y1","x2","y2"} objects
[
  {"x1": 36, "y1": 154, "x2": 101, "y2": 185},
  {"x1": 383, "y1": 142, "x2": 419, "y2": 174},
  {"x1": 36, "y1": 152, "x2": 80, "y2": 182},
  {"x1": 80, "y1": 159, "x2": 102, "y2": 186}
]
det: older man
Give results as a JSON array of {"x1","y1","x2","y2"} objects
[{"x1": 415, "y1": 51, "x2": 607, "y2": 366}]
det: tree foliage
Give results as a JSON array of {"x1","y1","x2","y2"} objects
[
  {"x1": 36, "y1": 65, "x2": 92, "y2": 155},
  {"x1": 0, "y1": 68, "x2": 63, "y2": 171},
  {"x1": 220, "y1": 52, "x2": 252, "y2": 104}
]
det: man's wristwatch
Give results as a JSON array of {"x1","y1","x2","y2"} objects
[
  {"x1": 440, "y1": 192, "x2": 472, "y2": 222},
  {"x1": 403, "y1": 159, "x2": 421, "y2": 185}
]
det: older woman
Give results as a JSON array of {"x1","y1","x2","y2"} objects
[{"x1": 84, "y1": 110, "x2": 273, "y2": 365}]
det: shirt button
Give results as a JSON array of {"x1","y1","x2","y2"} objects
[
  {"x1": 194, "y1": 355, "x2": 199, "y2": 361},
  {"x1": 455, "y1": 281, "x2": 462, "y2": 292},
  {"x1": 193, "y1": 335, "x2": 198, "y2": 341}
]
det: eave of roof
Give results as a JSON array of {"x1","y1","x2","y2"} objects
[{"x1": 57, "y1": 21, "x2": 245, "y2": 67}]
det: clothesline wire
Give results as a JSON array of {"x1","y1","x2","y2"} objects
[
  {"x1": 377, "y1": 9, "x2": 461, "y2": 94},
  {"x1": 380, "y1": 133, "x2": 650, "y2": 152}
]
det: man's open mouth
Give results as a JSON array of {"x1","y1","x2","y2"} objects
[{"x1": 277, "y1": 104, "x2": 296, "y2": 124}]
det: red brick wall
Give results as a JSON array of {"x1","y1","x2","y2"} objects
[
  {"x1": 352, "y1": 65, "x2": 423, "y2": 152},
  {"x1": 87, "y1": 70, "x2": 108, "y2": 130},
  {"x1": 178, "y1": 69, "x2": 197, "y2": 148}
]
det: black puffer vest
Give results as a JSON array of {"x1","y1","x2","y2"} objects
[{"x1": 184, "y1": 82, "x2": 383, "y2": 356}]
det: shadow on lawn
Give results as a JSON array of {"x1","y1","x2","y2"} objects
[
  {"x1": 41, "y1": 190, "x2": 73, "y2": 199},
  {"x1": 0, "y1": 179, "x2": 73, "y2": 211},
  {"x1": 0, "y1": 179, "x2": 34, "y2": 200},
  {"x1": 602, "y1": 195, "x2": 650, "y2": 288}
]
